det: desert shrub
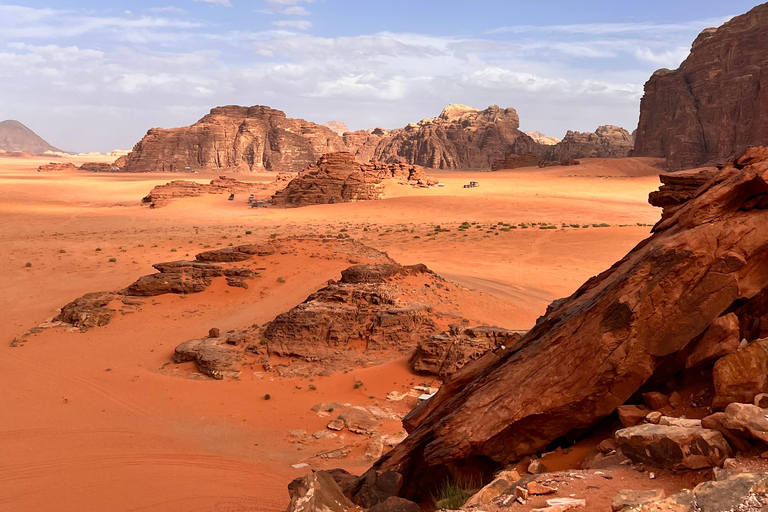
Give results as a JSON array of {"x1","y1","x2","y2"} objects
[
  {"x1": 25, "y1": 262, "x2": 32, "y2": 267},
  {"x1": 264, "y1": 394, "x2": 271, "y2": 400},
  {"x1": 108, "y1": 258, "x2": 117, "y2": 262},
  {"x1": 431, "y1": 476, "x2": 482, "y2": 510}
]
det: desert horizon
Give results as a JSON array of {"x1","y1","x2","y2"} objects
[{"x1": 4, "y1": 2, "x2": 768, "y2": 512}]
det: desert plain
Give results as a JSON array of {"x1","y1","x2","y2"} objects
[{"x1": 0, "y1": 152, "x2": 674, "y2": 511}]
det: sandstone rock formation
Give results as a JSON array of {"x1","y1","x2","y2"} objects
[
  {"x1": 263, "y1": 263, "x2": 443, "y2": 363},
  {"x1": 372, "y1": 105, "x2": 541, "y2": 170},
  {"x1": 632, "y1": 473, "x2": 768, "y2": 512},
  {"x1": 36, "y1": 162, "x2": 78, "y2": 172},
  {"x1": 0, "y1": 120, "x2": 61, "y2": 153},
  {"x1": 286, "y1": 471, "x2": 355, "y2": 512},
  {"x1": 80, "y1": 162, "x2": 113, "y2": 172},
  {"x1": 270, "y1": 153, "x2": 435, "y2": 207},
  {"x1": 142, "y1": 175, "x2": 290, "y2": 208},
  {"x1": 121, "y1": 106, "x2": 363, "y2": 173},
  {"x1": 409, "y1": 325, "x2": 523, "y2": 378},
  {"x1": 634, "y1": 4, "x2": 768, "y2": 170},
  {"x1": 172, "y1": 336, "x2": 243, "y2": 380},
  {"x1": 545, "y1": 126, "x2": 634, "y2": 161},
  {"x1": 352, "y1": 147, "x2": 768, "y2": 501}
]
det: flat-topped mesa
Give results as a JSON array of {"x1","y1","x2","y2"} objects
[
  {"x1": 349, "y1": 147, "x2": 768, "y2": 502},
  {"x1": 270, "y1": 152, "x2": 436, "y2": 207},
  {"x1": 634, "y1": 4, "x2": 768, "y2": 170},
  {"x1": 545, "y1": 125, "x2": 634, "y2": 160},
  {"x1": 120, "y1": 105, "x2": 383, "y2": 173},
  {"x1": 372, "y1": 104, "x2": 542, "y2": 170}
]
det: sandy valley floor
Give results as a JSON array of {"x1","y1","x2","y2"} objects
[{"x1": 0, "y1": 154, "x2": 667, "y2": 511}]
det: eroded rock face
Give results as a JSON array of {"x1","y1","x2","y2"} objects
[
  {"x1": 353, "y1": 147, "x2": 768, "y2": 501},
  {"x1": 634, "y1": 4, "x2": 768, "y2": 170},
  {"x1": 491, "y1": 153, "x2": 541, "y2": 171},
  {"x1": 545, "y1": 126, "x2": 634, "y2": 160},
  {"x1": 121, "y1": 105, "x2": 367, "y2": 173},
  {"x1": 56, "y1": 292, "x2": 117, "y2": 329},
  {"x1": 409, "y1": 325, "x2": 523, "y2": 378},
  {"x1": 713, "y1": 339, "x2": 768, "y2": 409},
  {"x1": 270, "y1": 153, "x2": 435, "y2": 207},
  {"x1": 372, "y1": 105, "x2": 542, "y2": 170},
  {"x1": 263, "y1": 263, "x2": 442, "y2": 362}
]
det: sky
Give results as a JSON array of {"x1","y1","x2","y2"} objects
[{"x1": 0, "y1": 1, "x2": 762, "y2": 153}]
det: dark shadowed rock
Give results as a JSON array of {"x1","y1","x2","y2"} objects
[{"x1": 368, "y1": 496, "x2": 420, "y2": 512}]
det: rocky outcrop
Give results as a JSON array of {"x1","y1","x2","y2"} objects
[
  {"x1": 121, "y1": 105, "x2": 366, "y2": 173},
  {"x1": 323, "y1": 121, "x2": 350, "y2": 136},
  {"x1": 0, "y1": 120, "x2": 61, "y2": 153},
  {"x1": 56, "y1": 292, "x2": 118, "y2": 329},
  {"x1": 545, "y1": 126, "x2": 634, "y2": 161},
  {"x1": 372, "y1": 105, "x2": 542, "y2": 170},
  {"x1": 712, "y1": 338, "x2": 768, "y2": 409},
  {"x1": 37, "y1": 162, "x2": 78, "y2": 172},
  {"x1": 648, "y1": 170, "x2": 720, "y2": 218},
  {"x1": 615, "y1": 424, "x2": 731, "y2": 469},
  {"x1": 634, "y1": 4, "x2": 768, "y2": 170},
  {"x1": 122, "y1": 260, "x2": 257, "y2": 296},
  {"x1": 351, "y1": 147, "x2": 768, "y2": 501},
  {"x1": 263, "y1": 263, "x2": 442, "y2": 362},
  {"x1": 270, "y1": 153, "x2": 435, "y2": 207},
  {"x1": 409, "y1": 325, "x2": 523, "y2": 378},
  {"x1": 80, "y1": 162, "x2": 113, "y2": 172},
  {"x1": 171, "y1": 336, "x2": 243, "y2": 380},
  {"x1": 141, "y1": 175, "x2": 291, "y2": 208}
]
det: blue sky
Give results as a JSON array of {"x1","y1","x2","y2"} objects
[{"x1": 0, "y1": 1, "x2": 761, "y2": 152}]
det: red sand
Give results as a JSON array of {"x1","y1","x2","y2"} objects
[{"x1": 0, "y1": 155, "x2": 665, "y2": 511}]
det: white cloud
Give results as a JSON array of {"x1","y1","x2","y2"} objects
[
  {"x1": 272, "y1": 20, "x2": 312, "y2": 30},
  {"x1": 283, "y1": 6, "x2": 310, "y2": 15}
]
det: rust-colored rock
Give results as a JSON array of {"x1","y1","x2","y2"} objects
[
  {"x1": 713, "y1": 338, "x2": 768, "y2": 409},
  {"x1": 352, "y1": 147, "x2": 768, "y2": 501},
  {"x1": 615, "y1": 424, "x2": 731, "y2": 470},
  {"x1": 263, "y1": 263, "x2": 442, "y2": 363},
  {"x1": 409, "y1": 325, "x2": 523, "y2": 378},
  {"x1": 686, "y1": 313, "x2": 741, "y2": 369},
  {"x1": 372, "y1": 105, "x2": 541, "y2": 170},
  {"x1": 634, "y1": 4, "x2": 768, "y2": 170},
  {"x1": 545, "y1": 126, "x2": 634, "y2": 160},
  {"x1": 270, "y1": 153, "x2": 435, "y2": 207},
  {"x1": 171, "y1": 336, "x2": 242, "y2": 380},
  {"x1": 55, "y1": 291, "x2": 117, "y2": 329},
  {"x1": 648, "y1": 169, "x2": 721, "y2": 220},
  {"x1": 121, "y1": 105, "x2": 367, "y2": 173}
]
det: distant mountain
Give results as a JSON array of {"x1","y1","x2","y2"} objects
[
  {"x1": 323, "y1": 121, "x2": 350, "y2": 135},
  {"x1": 0, "y1": 120, "x2": 62, "y2": 153},
  {"x1": 524, "y1": 130, "x2": 561, "y2": 146}
]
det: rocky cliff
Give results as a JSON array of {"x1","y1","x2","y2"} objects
[
  {"x1": 351, "y1": 147, "x2": 768, "y2": 501},
  {"x1": 372, "y1": 105, "x2": 542, "y2": 170},
  {"x1": 634, "y1": 4, "x2": 768, "y2": 170},
  {"x1": 121, "y1": 106, "x2": 366, "y2": 173},
  {"x1": 546, "y1": 125, "x2": 634, "y2": 160}
]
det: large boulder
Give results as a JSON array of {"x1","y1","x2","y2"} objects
[
  {"x1": 713, "y1": 338, "x2": 768, "y2": 409},
  {"x1": 286, "y1": 471, "x2": 355, "y2": 512},
  {"x1": 351, "y1": 148, "x2": 768, "y2": 501},
  {"x1": 614, "y1": 424, "x2": 731, "y2": 470},
  {"x1": 634, "y1": 4, "x2": 768, "y2": 170},
  {"x1": 704, "y1": 402, "x2": 768, "y2": 445}
]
